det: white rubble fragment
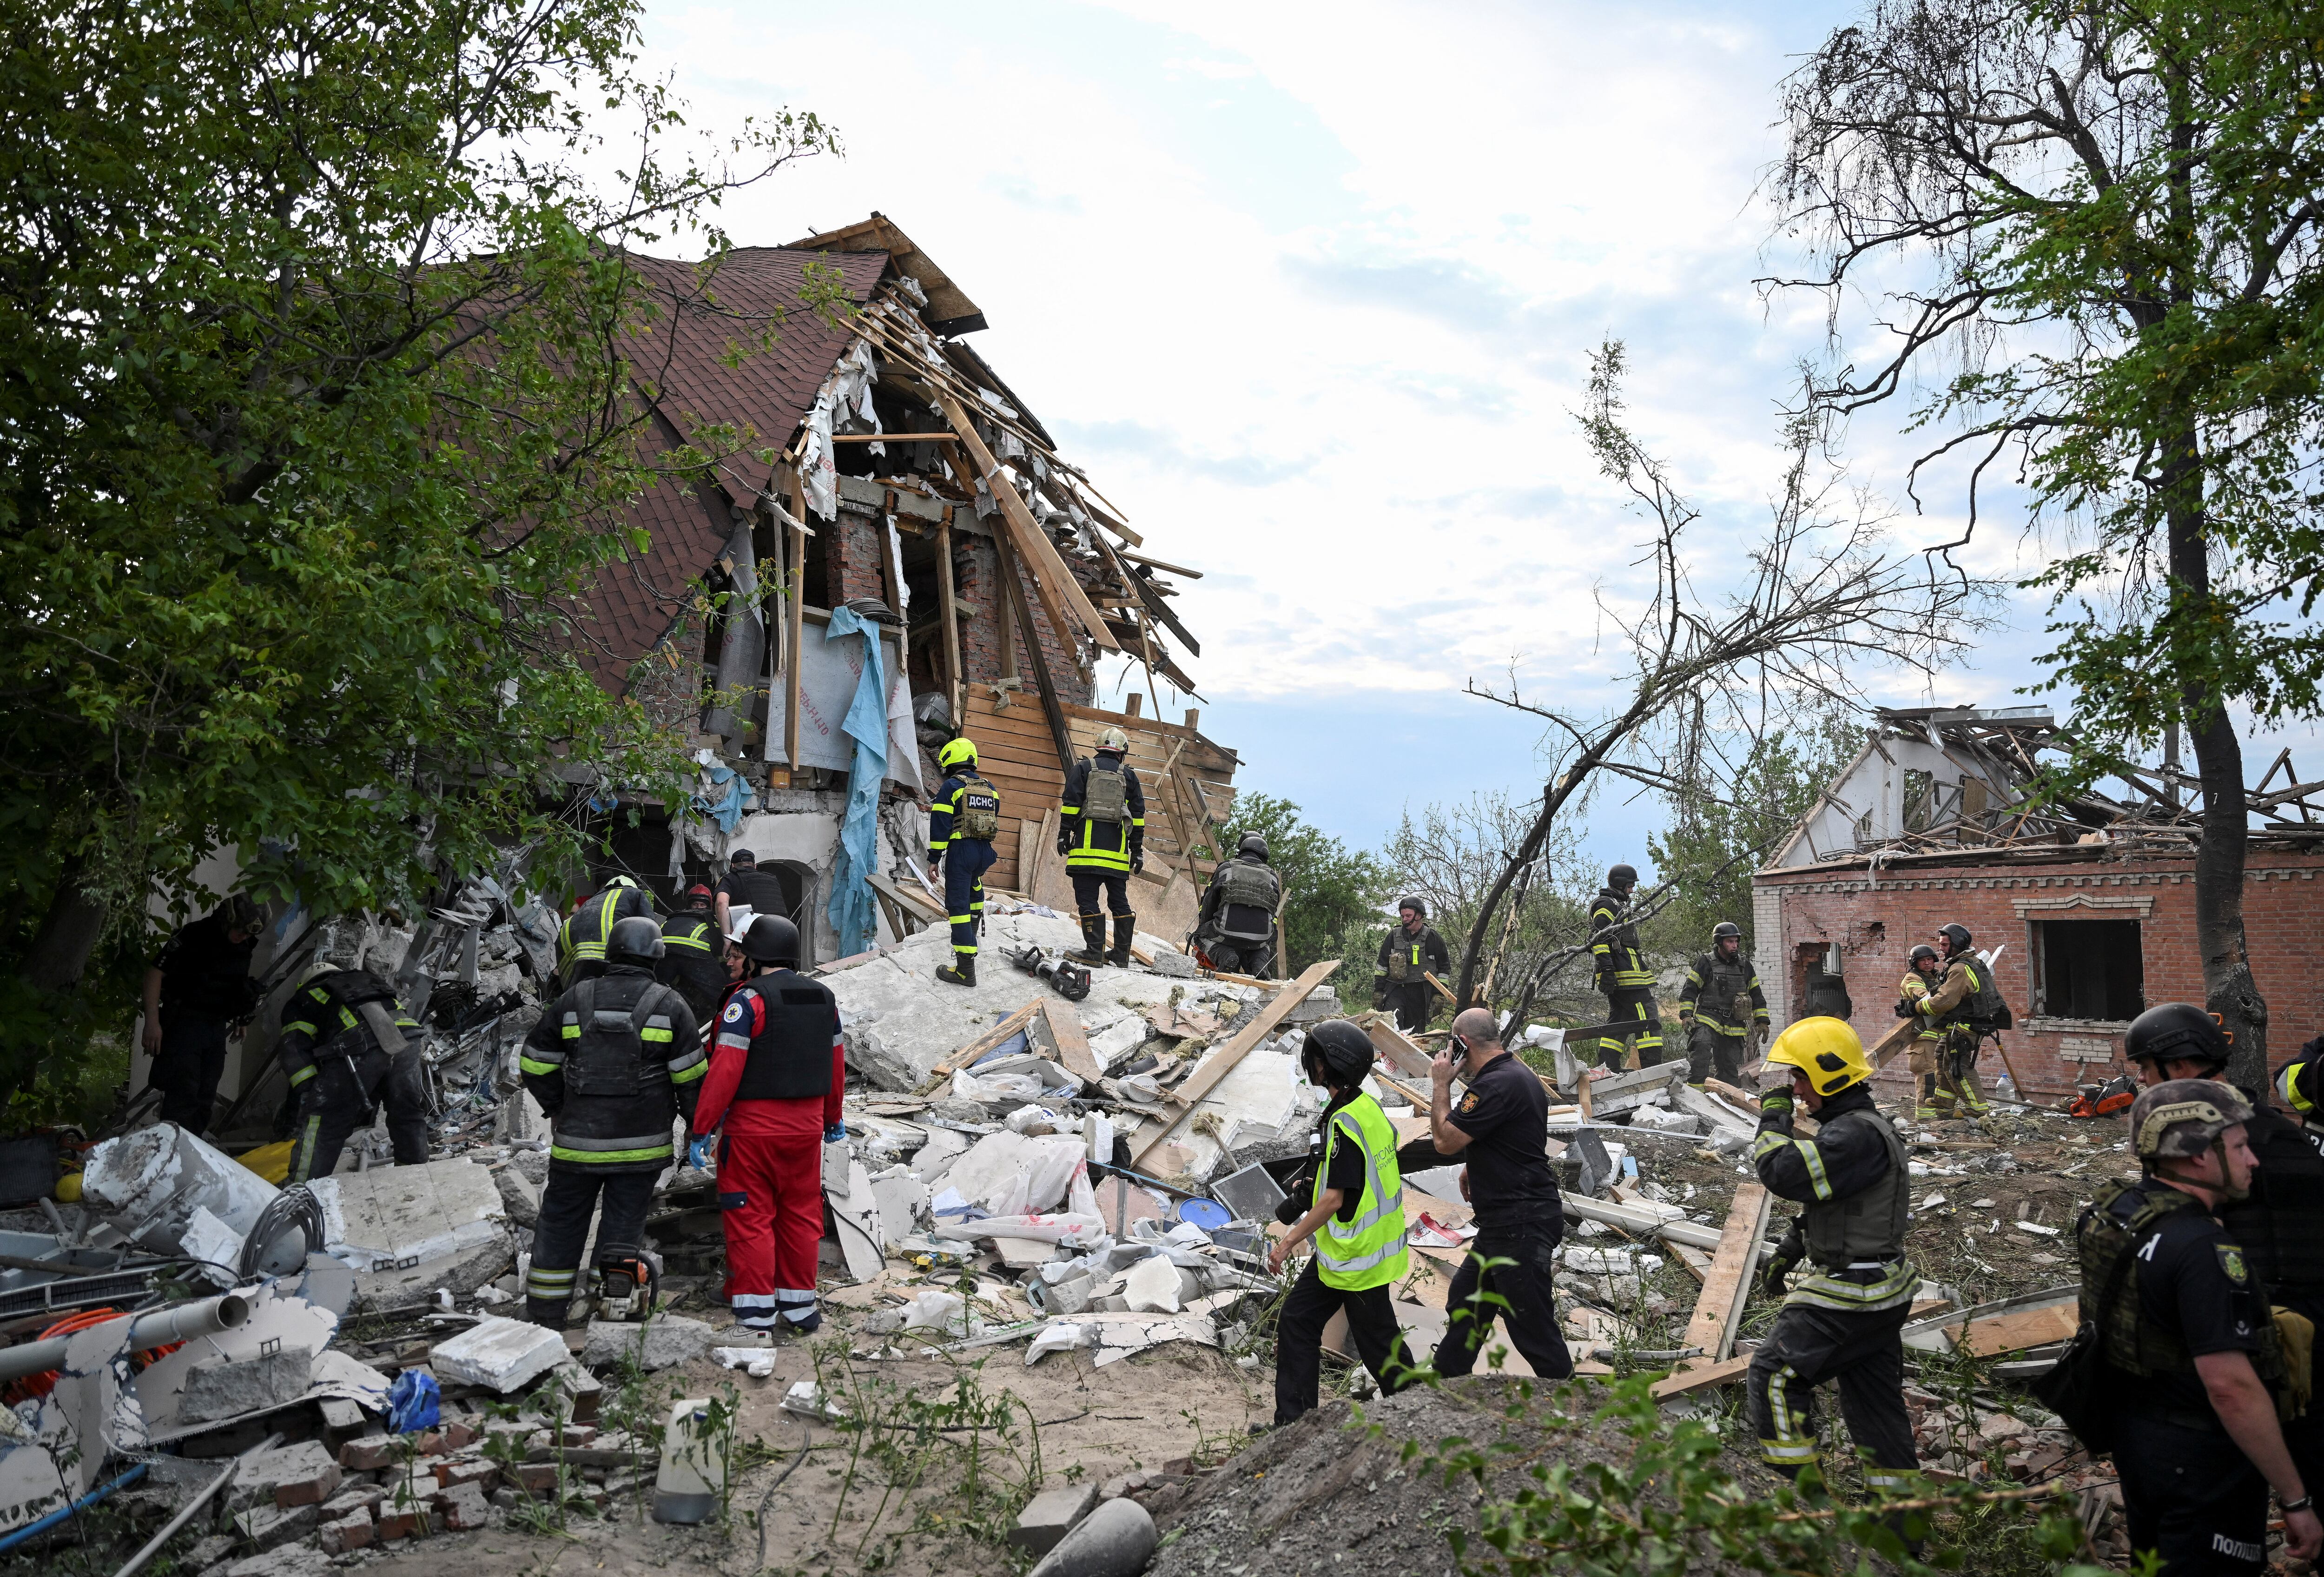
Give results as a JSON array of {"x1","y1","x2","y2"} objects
[
  {"x1": 1026, "y1": 1322, "x2": 1099, "y2": 1365},
  {"x1": 431, "y1": 1317, "x2": 566, "y2": 1392},
  {"x1": 1122, "y1": 1255, "x2": 1184, "y2": 1314},
  {"x1": 712, "y1": 1346, "x2": 778, "y2": 1378},
  {"x1": 780, "y1": 1381, "x2": 846, "y2": 1423}
]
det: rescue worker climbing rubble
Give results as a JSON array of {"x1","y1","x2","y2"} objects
[
  {"x1": 1192, "y1": 830, "x2": 1283, "y2": 977},
  {"x1": 520, "y1": 914, "x2": 704, "y2": 1325},
  {"x1": 694, "y1": 914, "x2": 845, "y2": 1336},
  {"x1": 277, "y1": 964, "x2": 432, "y2": 1184},
  {"x1": 2074, "y1": 1079, "x2": 2323, "y2": 1572},
  {"x1": 1059, "y1": 726, "x2": 1145, "y2": 967},
  {"x1": 1908, "y1": 922, "x2": 2000, "y2": 1114},
  {"x1": 1590, "y1": 864, "x2": 1663, "y2": 1068},
  {"x1": 1747, "y1": 1016, "x2": 1921, "y2": 1494},
  {"x1": 928, "y1": 738, "x2": 1001, "y2": 987},
  {"x1": 1677, "y1": 921, "x2": 1765, "y2": 1088}
]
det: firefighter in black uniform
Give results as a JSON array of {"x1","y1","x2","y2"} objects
[
  {"x1": 558, "y1": 875, "x2": 658, "y2": 989},
  {"x1": 1192, "y1": 831, "x2": 1284, "y2": 977},
  {"x1": 657, "y1": 883, "x2": 729, "y2": 1021},
  {"x1": 2076, "y1": 1080, "x2": 2323, "y2": 1572},
  {"x1": 1677, "y1": 921, "x2": 1767, "y2": 1088},
  {"x1": 1907, "y1": 921, "x2": 1998, "y2": 1114},
  {"x1": 277, "y1": 967, "x2": 432, "y2": 1184},
  {"x1": 2129, "y1": 1003, "x2": 2324, "y2": 1537},
  {"x1": 1590, "y1": 864, "x2": 1663, "y2": 1068},
  {"x1": 1376, "y1": 897, "x2": 1451, "y2": 1034},
  {"x1": 1747, "y1": 1016, "x2": 1920, "y2": 1492},
  {"x1": 1059, "y1": 727, "x2": 1145, "y2": 967},
  {"x1": 519, "y1": 915, "x2": 706, "y2": 1325},
  {"x1": 929, "y1": 738, "x2": 1002, "y2": 987},
  {"x1": 2270, "y1": 1032, "x2": 2324, "y2": 1152}
]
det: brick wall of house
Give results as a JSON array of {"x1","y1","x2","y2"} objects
[
  {"x1": 1756, "y1": 853, "x2": 2324, "y2": 1096},
  {"x1": 948, "y1": 529, "x2": 1093, "y2": 707}
]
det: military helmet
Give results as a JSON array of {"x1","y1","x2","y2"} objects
[
  {"x1": 1608, "y1": 863, "x2": 1638, "y2": 889},
  {"x1": 1908, "y1": 943, "x2": 1938, "y2": 967},
  {"x1": 2129, "y1": 1078, "x2": 2252, "y2": 1161},
  {"x1": 218, "y1": 893, "x2": 264, "y2": 933},
  {"x1": 1711, "y1": 921, "x2": 1742, "y2": 943},
  {"x1": 1303, "y1": 1020, "x2": 1375, "y2": 1089},
  {"x1": 1936, "y1": 922, "x2": 1973, "y2": 954},
  {"x1": 741, "y1": 914, "x2": 801, "y2": 966},
  {"x1": 607, "y1": 914, "x2": 665, "y2": 966},
  {"x1": 1236, "y1": 831, "x2": 1269, "y2": 860},
  {"x1": 2125, "y1": 1002, "x2": 2231, "y2": 1071},
  {"x1": 1398, "y1": 895, "x2": 1426, "y2": 918},
  {"x1": 1765, "y1": 1016, "x2": 1873, "y2": 1097},
  {"x1": 938, "y1": 737, "x2": 978, "y2": 771},
  {"x1": 1095, "y1": 726, "x2": 1130, "y2": 754}
]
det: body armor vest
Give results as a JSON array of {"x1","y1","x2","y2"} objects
[
  {"x1": 1941, "y1": 958, "x2": 2011, "y2": 1033},
  {"x1": 734, "y1": 970, "x2": 838, "y2": 1102},
  {"x1": 953, "y1": 773, "x2": 1002, "y2": 842},
  {"x1": 1386, "y1": 929, "x2": 1433, "y2": 984},
  {"x1": 1080, "y1": 759, "x2": 1129, "y2": 824},
  {"x1": 1696, "y1": 951, "x2": 1753, "y2": 1029},
  {"x1": 2224, "y1": 1107, "x2": 2324, "y2": 1311},
  {"x1": 306, "y1": 971, "x2": 404, "y2": 1055},
  {"x1": 656, "y1": 914, "x2": 728, "y2": 1021},
  {"x1": 548, "y1": 969, "x2": 682, "y2": 1171},
  {"x1": 2080, "y1": 1178, "x2": 2286, "y2": 1385},
  {"x1": 1209, "y1": 860, "x2": 1281, "y2": 941},
  {"x1": 1802, "y1": 1108, "x2": 1910, "y2": 1267},
  {"x1": 566, "y1": 978, "x2": 678, "y2": 1096}
]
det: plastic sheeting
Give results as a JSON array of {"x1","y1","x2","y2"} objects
[
  {"x1": 824, "y1": 604, "x2": 889, "y2": 959},
  {"x1": 799, "y1": 343, "x2": 883, "y2": 522}
]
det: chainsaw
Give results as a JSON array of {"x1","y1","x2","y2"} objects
[{"x1": 2068, "y1": 1072, "x2": 2138, "y2": 1120}]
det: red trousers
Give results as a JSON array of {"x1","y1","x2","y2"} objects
[{"x1": 718, "y1": 1131, "x2": 824, "y2": 1330}]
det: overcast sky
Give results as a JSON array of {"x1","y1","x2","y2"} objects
[{"x1": 627, "y1": 0, "x2": 2318, "y2": 871}]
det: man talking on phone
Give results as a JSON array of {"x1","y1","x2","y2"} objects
[{"x1": 1427, "y1": 1007, "x2": 1574, "y2": 1379}]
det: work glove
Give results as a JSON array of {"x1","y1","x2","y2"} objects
[
  {"x1": 824, "y1": 1121, "x2": 847, "y2": 1143},
  {"x1": 1762, "y1": 1224, "x2": 1804, "y2": 1298},
  {"x1": 1056, "y1": 836, "x2": 1071, "y2": 857},
  {"x1": 1895, "y1": 998, "x2": 1918, "y2": 1019},
  {"x1": 1760, "y1": 1087, "x2": 1795, "y2": 1120},
  {"x1": 1132, "y1": 854, "x2": 1144, "y2": 875},
  {"x1": 687, "y1": 1136, "x2": 714, "y2": 1172},
  {"x1": 1677, "y1": 1011, "x2": 1694, "y2": 1027}
]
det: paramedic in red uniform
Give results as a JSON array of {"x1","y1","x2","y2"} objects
[{"x1": 692, "y1": 914, "x2": 845, "y2": 1336}]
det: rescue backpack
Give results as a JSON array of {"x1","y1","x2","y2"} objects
[
  {"x1": 954, "y1": 773, "x2": 1002, "y2": 842},
  {"x1": 1080, "y1": 759, "x2": 1129, "y2": 824},
  {"x1": 564, "y1": 979, "x2": 675, "y2": 1096}
]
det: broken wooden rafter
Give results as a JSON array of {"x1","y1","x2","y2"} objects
[
  {"x1": 940, "y1": 393, "x2": 1119, "y2": 654},
  {"x1": 1131, "y1": 958, "x2": 1339, "y2": 1170}
]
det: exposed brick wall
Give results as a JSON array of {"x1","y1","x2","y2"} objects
[
  {"x1": 948, "y1": 530, "x2": 1093, "y2": 706},
  {"x1": 1756, "y1": 853, "x2": 2324, "y2": 1096},
  {"x1": 831, "y1": 507, "x2": 889, "y2": 607}
]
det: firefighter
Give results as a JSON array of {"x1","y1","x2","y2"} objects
[
  {"x1": 2128, "y1": 1003, "x2": 2324, "y2": 1524},
  {"x1": 277, "y1": 965, "x2": 432, "y2": 1184},
  {"x1": 1267, "y1": 1021, "x2": 1416, "y2": 1425},
  {"x1": 1192, "y1": 831, "x2": 1283, "y2": 977},
  {"x1": 657, "y1": 883, "x2": 728, "y2": 1022},
  {"x1": 1907, "y1": 922, "x2": 1999, "y2": 1115},
  {"x1": 519, "y1": 915, "x2": 705, "y2": 1325},
  {"x1": 1059, "y1": 727, "x2": 1145, "y2": 967},
  {"x1": 1897, "y1": 944, "x2": 1948, "y2": 1119},
  {"x1": 2076, "y1": 1080, "x2": 2322, "y2": 1572},
  {"x1": 1590, "y1": 864, "x2": 1663, "y2": 1069},
  {"x1": 1677, "y1": 921, "x2": 1767, "y2": 1088},
  {"x1": 694, "y1": 915, "x2": 845, "y2": 1336},
  {"x1": 2272, "y1": 1034, "x2": 2324, "y2": 1152},
  {"x1": 1747, "y1": 1016, "x2": 1920, "y2": 1494},
  {"x1": 929, "y1": 738, "x2": 1002, "y2": 987},
  {"x1": 558, "y1": 874, "x2": 658, "y2": 988},
  {"x1": 1376, "y1": 897, "x2": 1451, "y2": 1034}
]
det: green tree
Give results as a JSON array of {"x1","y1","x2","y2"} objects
[
  {"x1": 1217, "y1": 793, "x2": 1388, "y2": 982},
  {"x1": 1773, "y1": 0, "x2": 2324, "y2": 1087},
  {"x1": 0, "y1": 0, "x2": 837, "y2": 1082}
]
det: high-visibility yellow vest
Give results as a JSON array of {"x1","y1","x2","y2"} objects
[{"x1": 1314, "y1": 1094, "x2": 1409, "y2": 1291}]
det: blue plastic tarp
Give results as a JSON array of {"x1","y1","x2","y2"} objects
[{"x1": 824, "y1": 606, "x2": 889, "y2": 959}]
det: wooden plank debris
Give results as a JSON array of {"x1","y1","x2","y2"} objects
[
  {"x1": 1130, "y1": 958, "x2": 1339, "y2": 1170},
  {"x1": 1650, "y1": 1352, "x2": 1753, "y2": 1401},
  {"x1": 1681, "y1": 1181, "x2": 1772, "y2": 1365},
  {"x1": 1040, "y1": 1001, "x2": 1104, "y2": 1084},
  {"x1": 916, "y1": 1001, "x2": 1044, "y2": 1093}
]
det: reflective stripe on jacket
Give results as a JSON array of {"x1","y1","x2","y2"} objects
[{"x1": 1313, "y1": 1093, "x2": 1409, "y2": 1291}]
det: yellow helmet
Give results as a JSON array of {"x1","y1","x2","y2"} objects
[
  {"x1": 1765, "y1": 1016, "x2": 1873, "y2": 1097},
  {"x1": 1095, "y1": 726, "x2": 1130, "y2": 754},
  {"x1": 938, "y1": 737, "x2": 978, "y2": 770}
]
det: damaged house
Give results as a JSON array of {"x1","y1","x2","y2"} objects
[{"x1": 1752, "y1": 705, "x2": 2324, "y2": 1097}]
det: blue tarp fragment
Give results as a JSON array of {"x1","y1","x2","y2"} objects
[{"x1": 824, "y1": 606, "x2": 889, "y2": 958}]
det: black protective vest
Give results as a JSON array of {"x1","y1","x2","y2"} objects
[
  {"x1": 1801, "y1": 1107, "x2": 1910, "y2": 1268},
  {"x1": 548, "y1": 969, "x2": 684, "y2": 1172},
  {"x1": 1208, "y1": 859, "x2": 1281, "y2": 941},
  {"x1": 2224, "y1": 1104, "x2": 2324, "y2": 1312},
  {"x1": 656, "y1": 913, "x2": 728, "y2": 1020},
  {"x1": 566, "y1": 976, "x2": 680, "y2": 1096},
  {"x1": 1694, "y1": 949, "x2": 1754, "y2": 1029},
  {"x1": 733, "y1": 970, "x2": 837, "y2": 1101}
]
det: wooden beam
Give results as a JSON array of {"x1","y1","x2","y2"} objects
[
  {"x1": 1650, "y1": 1352, "x2": 1753, "y2": 1401},
  {"x1": 1131, "y1": 958, "x2": 1339, "y2": 1169},
  {"x1": 1681, "y1": 1181, "x2": 1771, "y2": 1365},
  {"x1": 917, "y1": 1001, "x2": 1045, "y2": 1093},
  {"x1": 1423, "y1": 971, "x2": 1459, "y2": 1006},
  {"x1": 1041, "y1": 1000, "x2": 1105, "y2": 1084},
  {"x1": 1117, "y1": 550, "x2": 1203, "y2": 579},
  {"x1": 935, "y1": 515, "x2": 965, "y2": 732},
  {"x1": 991, "y1": 527, "x2": 1077, "y2": 779},
  {"x1": 773, "y1": 465, "x2": 807, "y2": 777},
  {"x1": 939, "y1": 394, "x2": 1118, "y2": 652}
]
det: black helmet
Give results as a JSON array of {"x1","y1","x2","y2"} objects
[
  {"x1": 607, "y1": 914, "x2": 665, "y2": 966},
  {"x1": 1303, "y1": 1020, "x2": 1375, "y2": 1089},
  {"x1": 1608, "y1": 863, "x2": 1638, "y2": 890},
  {"x1": 1936, "y1": 922, "x2": 1973, "y2": 954},
  {"x1": 742, "y1": 914, "x2": 800, "y2": 966},
  {"x1": 1237, "y1": 831, "x2": 1269, "y2": 860},
  {"x1": 2126, "y1": 1002, "x2": 2231, "y2": 1072},
  {"x1": 1908, "y1": 943, "x2": 1939, "y2": 967},
  {"x1": 1398, "y1": 895, "x2": 1426, "y2": 918},
  {"x1": 1711, "y1": 921, "x2": 1741, "y2": 943}
]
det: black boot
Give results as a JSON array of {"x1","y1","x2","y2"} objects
[
  {"x1": 1071, "y1": 914, "x2": 1107, "y2": 964},
  {"x1": 1108, "y1": 913, "x2": 1136, "y2": 968},
  {"x1": 937, "y1": 955, "x2": 976, "y2": 987}
]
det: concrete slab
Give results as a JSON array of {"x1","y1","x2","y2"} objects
[
  {"x1": 180, "y1": 1345, "x2": 315, "y2": 1424},
  {"x1": 432, "y1": 1316, "x2": 567, "y2": 1392},
  {"x1": 579, "y1": 1315, "x2": 716, "y2": 1372},
  {"x1": 307, "y1": 1158, "x2": 515, "y2": 1312}
]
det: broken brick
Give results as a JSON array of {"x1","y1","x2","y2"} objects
[
  {"x1": 317, "y1": 1511, "x2": 374, "y2": 1555},
  {"x1": 434, "y1": 1482, "x2": 492, "y2": 1531},
  {"x1": 337, "y1": 1438, "x2": 402, "y2": 1472}
]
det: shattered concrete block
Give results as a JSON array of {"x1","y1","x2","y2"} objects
[
  {"x1": 231, "y1": 1502, "x2": 320, "y2": 1550},
  {"x1": 1010, "y1": 1483, "x2": 1098, "y2": 1553},
  {"x1": 431, "y1": 1316, "x2": 567, "y2": 1393},
  {"x1": 317, "y1": 1509, "x2": 374, "y2": 1555},
  {"x1": 1145, "y1": 950, "x2": 1196, "y2": 980},
  {"x1": 374, "y1": 1504, "x2": 425, "y2": 1541},
  {"x1": 179, "y1": 1345, "x2": 315, "y2": 1424},
  {"x1": 508, "y1": 1462, "x2": 560, "y2": 1494},
  {"x1": 1043, "y1": 1273, "x2": 1097, "y2": 1317},
  {"x1": 578, "y1": 1314, "x2": 715, "y2": 1372},
  {"x1": 1121, "y1": 1256, "x2": 1184, "y2": 1314},
  {"x1": 492, "y1": 1166, "x2": 541, "y2": 1228},
  {"x1": 867, "y1": 1166, "x2": 929, "y2": 1250},
  {"x1": 222, "y1": 1548, "x2": 333, "y2": 1577},
  {"x1": 234, "y1": 1441, "x2": 341, "y2": 1511},
  {"x1": 1026, "y1": 1496, "x2": 1156, "y2": 1577},
  {"x1": 434, "y1": 1481, "x2": 493, "y2": 1530},
  {"x1": 183, "y1": 1534, "x2": 236, "y2": 1570},
  {"x1": 306, "y1": 1158, "x2": 514, "y2": 1314},
  {"x1": 436, "y1": 1459, "x2": 497, "y2": 1490}
]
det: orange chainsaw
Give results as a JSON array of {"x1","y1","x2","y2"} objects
[{"x1": 2068, "y1": 1072, "x2": 2138, "y2": 1119}]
